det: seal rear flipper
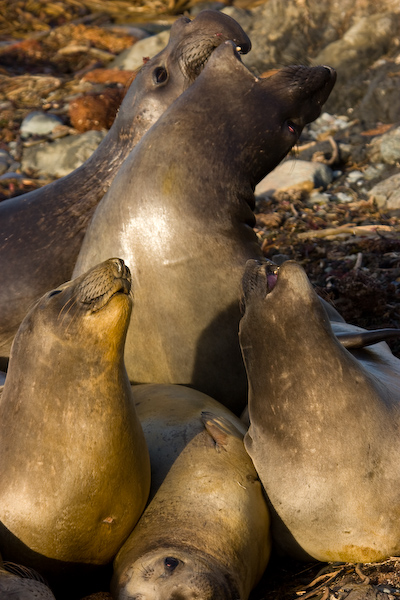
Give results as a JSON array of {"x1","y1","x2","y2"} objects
[
  {"x1": 201, "y1": 411, "x2": 244, "y2": 451},
  {"x1": 337, "y1": 328, "x2": 400, "y2": 349}
]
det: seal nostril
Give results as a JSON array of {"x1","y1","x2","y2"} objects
[{"x1": 48, "y1": 289, "x2": 62, "y2": 298}]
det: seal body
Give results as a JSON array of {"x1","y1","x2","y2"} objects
[
  {"x1": 74, "y1": 41, "x2": 336, "y2": 414},
  {"x1": 239, "y1": 259, "x2": 400, "y2": 563},
  {"x1": 0, "y1": 259, "x2": 150, "y2": 598},
  {"x1": 0, "y1": 10, "x2": 251, "y2": 363},
  {"x1": 112, "y1": 383, "x2": 271, "y2": 600}
]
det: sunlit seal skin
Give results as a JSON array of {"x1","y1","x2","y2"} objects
[
  {"x1": 74, "y1": 40, "x2": 336, "y2": 415},
  {"x1": 239, "y1": 258, "x2": 400, "y2": 563},
  {"x1": 0, "y1": 259, "x2": 150, "y2": 599},
  {"x1": 112, "y1": 383, "x2": 271, "y2": 600},
  {"x1": 0, "y1": 555, "x2": 56, "y2": 600},
  {"x1": 0, "y1": 10, "x2": 251, "y2": 365}
]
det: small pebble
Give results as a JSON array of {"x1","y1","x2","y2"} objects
[
  {"x1": 346, "y1": 170, "x2": 364, "y2": 183},
  {"x1": 20, "y1": 111, "x2": 64, "y2": 138}
]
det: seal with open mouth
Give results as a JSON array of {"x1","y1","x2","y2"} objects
[
  {"x1": 112, "y1": 384, "x2": 271, "y2": 600},
  {"x1": 239, "y1": 258, "x2": 400, "y2": 563},
  {"x1": 0, "y1": 10, "x2": 251, "y2": 366},
  {"x1": 74, "y1": 40, "x2": 336, "y2": 415},
  {"x1": 0, "y1": 259, "x2": 150, "y2": 598}
]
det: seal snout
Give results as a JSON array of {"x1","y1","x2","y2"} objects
[
  {"x1": 76, "y1": 258, "x2": 132, "y2": 312},
  {"x1": 240, "y1": 259, "x2": 279, "y2": 312}
]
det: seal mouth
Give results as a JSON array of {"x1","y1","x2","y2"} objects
[
  {"x1": 75, "y1": 258, "x2": 132, "y2": 313},
  {"x1": 240, "y1": 259, "x2": 279, "y2": 313}
]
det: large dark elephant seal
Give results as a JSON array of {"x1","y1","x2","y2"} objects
[
  {"x1": 74, "y1": 41, "x2": 336, "y2": 415},
  {"x1": 0, "y1": 259, "x2": 150, "y2": 598},
  {"x1": 239, "y1": 258, "x2": 400, "y2": 563},
  {"x1": 112, "y1": 383, "x2": 271, "y2": 600},
  {"x1": 0, "y1": 10, "x2": 251, "y2": 364}
]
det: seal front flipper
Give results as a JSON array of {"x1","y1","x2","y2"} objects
[
  {"x1": 201, "y1": 411, "x2": 245, "y2": 451},
  {"x1": 336, "y1": 328, "x2": 400, "y2": 349}
]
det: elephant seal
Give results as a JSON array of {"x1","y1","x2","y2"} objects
[
  {"x1": 239, "y1": 258, "x2": 400, "y2": 563},
  {"x1": 112, "y1": 383, "x2": 271, "y2": 600},
  {"x1": 0, "y1": 556, "x2": 56, "y2": 600},
  {"x1": 74, "y1": 40, "x2": 336, "y2": 414},
  {"x1": 0, "y1": 10, "x2": 251, "y2": 364},
  {"x1": 0, "y1": 259, "x2": 150, "y2": 598}
]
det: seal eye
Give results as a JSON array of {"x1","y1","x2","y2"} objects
[
  {"x1": 48, "y1": 290, "x2": 62, "y2": 297},
  {"x1": 164, "y1": 557, "x2": 180, "y2": 572},
  {"x1": 153, "y1": 66, "x2": 168, "y2": 84}
]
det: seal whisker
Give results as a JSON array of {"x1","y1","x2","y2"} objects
[
  {"x1": 57, "y1": 295, "x2": 76, "y2": 321},
  {"x1": 57, "y1": 295, "x2": 80, "y2": 329}
]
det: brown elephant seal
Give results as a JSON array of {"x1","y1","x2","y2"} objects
[
  {"x1": 0, "y1": 10, "x2": 251, "y2": 365},
  {"x1": 239, "y1": 258, "x2": 400, "y2": 563},
  {"x1": 0, "y1": 259, "x2": 150, "y2": 598},
  {"x1": 112, "y1": 383, "x2": 271, "y2": 600},
  {"x1": 74, "y1": 40, "x2": 336, "y2": 415}
]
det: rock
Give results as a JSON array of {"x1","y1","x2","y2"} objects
[
  {"x1": 0, "y1": 150, "x2": 13, "y2": 175},
  {"x1": 234, "y1": 0, "x2": 400, "y2": 75},
  {"x1": 20, "y1": 111, "x2": 64, "y2": 137},
  {"x1": 21, "y1": 130, "x2": 106, "y2": 178},
  {"x1": 363, "y1": 164, "x2": 387, "y2": 180},
  {"x1": 68, "y1": 88, "x2": 126, "y2": 132},
  {"x1": 306, "y1": 112, "x2": 353, "y2": 139},
  {"x1": 379, "y1": 125, "x2": 400, "y2": 164},
  {"x1": 369, "y1": 173, "x2": 400, "y2": 210},
  {"x1": 358, "y1": 58, "x2": 400, "y2": 124},
  {"x1": 80, "y1": 69, "x2": 137, "y2": 86},
  {"x1": 256, "y1": 159, "x2": 333, "y2": 197},
  {"x1": 367, "y1": 125, "x2": 400, "y2": 163},
  {"x1": 346, "y1": 170, "x2": 364, "y2": 183},
  {"x1": 109, "y1": 30, "x2": 170, "y2": 70},
  {"x1": 313, "y1": 13, "x2": 397, "y2": 80}
]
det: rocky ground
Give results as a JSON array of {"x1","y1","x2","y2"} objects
[{"x1": 0, "y1": 1, "x2": 399, "y2": 599}]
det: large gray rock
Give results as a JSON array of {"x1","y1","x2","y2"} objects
[
  {"x1": 369, "y1": 173, "x2": 400, "y2": 210},
  {"x1": 256, "y1": 160, "x2": 333, "y2": 197},
  {"x1": 109, "y1": 30, "x2": 170, "y2": 70},
  {"x1": 313, "y1": 13, "x2": 396, "y2": 80},
  {"x1": 22, "y1": 130, "x2": 106, "y2": 178},
  {"x1": 232, "y1": 0, "x2": 400, "y2": 75}
]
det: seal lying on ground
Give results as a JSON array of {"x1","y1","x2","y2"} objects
[
  {"x1": 0, "y1": 259, "x2": 150, "y2": 599},
  {"x1": 0, "y1": 10, "x2": 251, "y2": 365},
  {"x1": 0, "y1": 555, "x2": 56, "y2": 600},
  {"x1": 74, "y1": 40, "x2": 336, "y2": 415},
  {"x1": 112, "y1": 383, "x2": 271, "y2": 600},
  {"x1": 239, "y1": 258, "x2": 400, "y2": 563}
]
